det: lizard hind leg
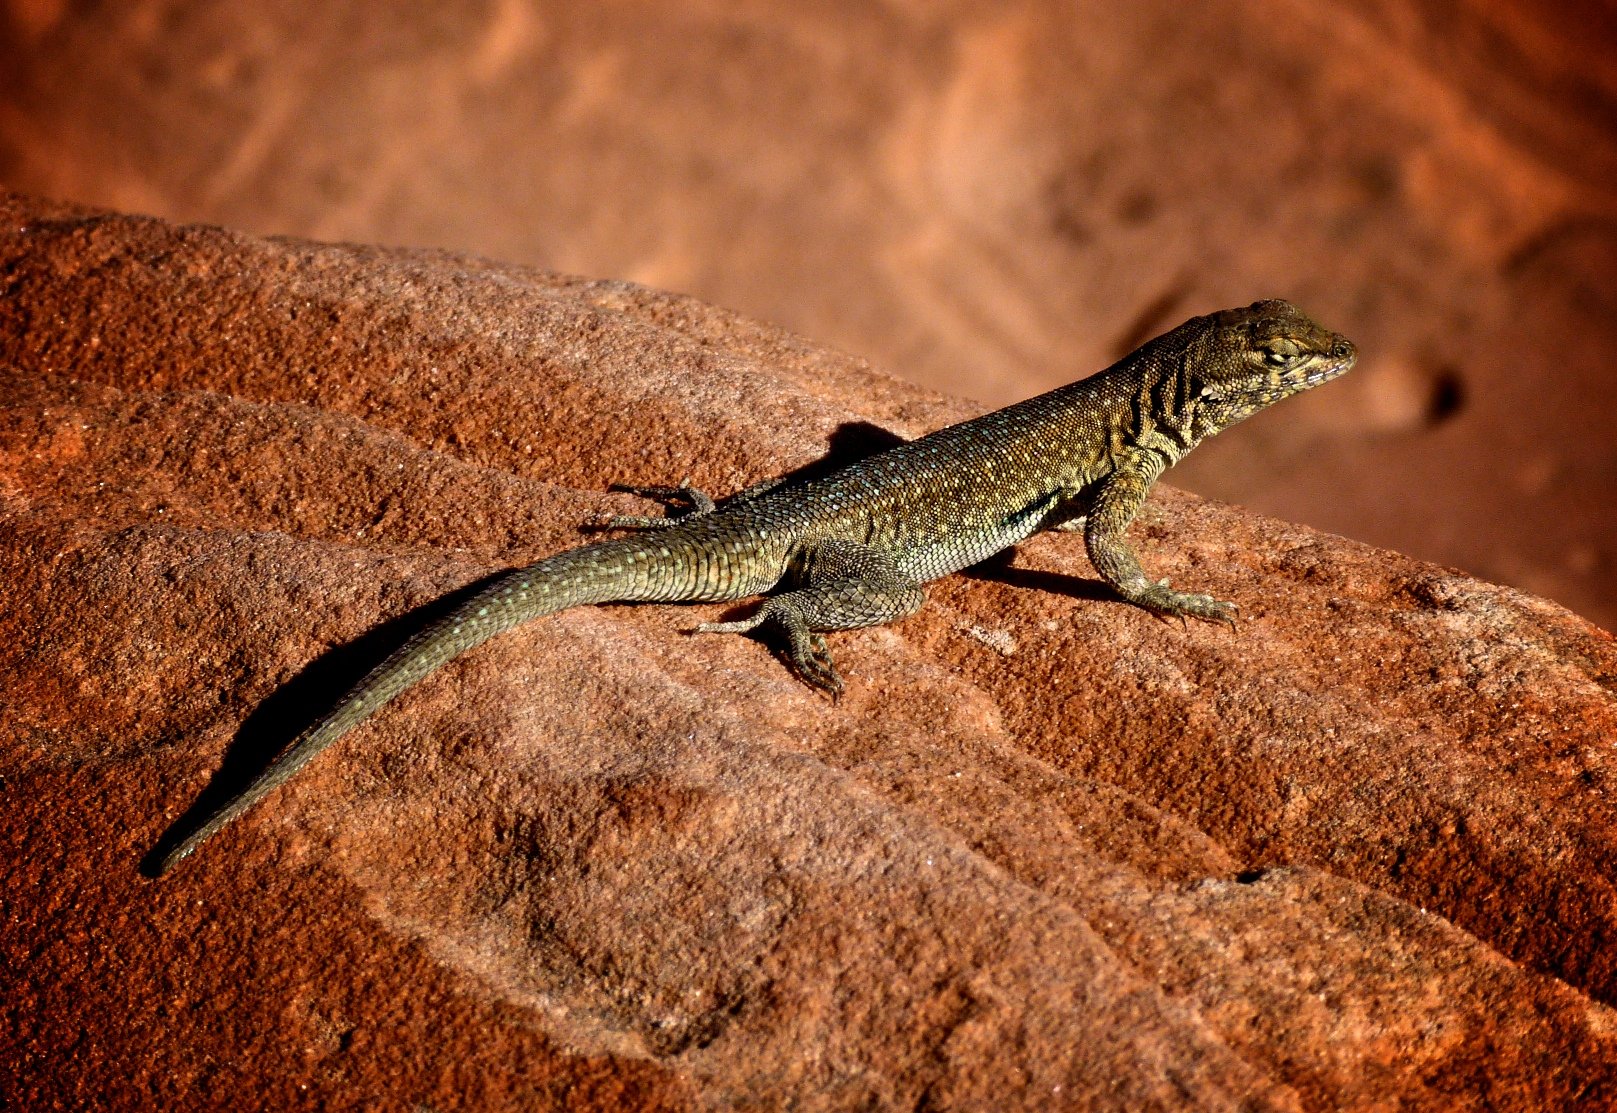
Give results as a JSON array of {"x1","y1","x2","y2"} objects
[{"x1": 695, "y1": 539, "x2": 925, "y2": 696}]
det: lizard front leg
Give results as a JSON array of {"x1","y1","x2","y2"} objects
[
  {"x1": 695, "y1": 539, "x2": 925, "y2": 695},
  {"x1": 603, "y1": 475, "x2": 791, "y2": 530},
  {"x1": 603, "y1": 479, "x2": 717, "y2": 530},
  {"x1": 1085, "y1": 454, "x2": 1237, "y2": 626}
]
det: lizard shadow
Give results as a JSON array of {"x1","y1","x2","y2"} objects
[
  {"x1": 145, "y1": 422, "x2": 907, "y2": 875},
  {"x1": 751, "y1": 421, "x2": 908, "y2": 490},
  {"x1": 962, "y1": 551, "x2": 1117, "y2": 604},
  {"x1": 141, "y1": 573, "x2": 511, "y2": 878}
]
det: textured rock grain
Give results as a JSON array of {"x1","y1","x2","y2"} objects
[{"x1": 4, "y1": 196, "x2": 1617, "y2": 1110}]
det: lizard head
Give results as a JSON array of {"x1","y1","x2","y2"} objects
[{"x1": 1180, "y1": 299, "x2": 1356, "y2": 435}]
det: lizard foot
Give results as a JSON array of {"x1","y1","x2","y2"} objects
[
  {"x1": 1136, "y1": 579, "x2": 1238, "y2": 629},
  {"x1": 695, "y1": 606, "x2": 845, "y2": 697}
]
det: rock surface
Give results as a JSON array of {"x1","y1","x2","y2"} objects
[
  {"x1": 5, "y1": 195, "x2": 1617, "y2": 1109},
  {"x1": 1, "y1": 0, "x2": 1614, "y2": 631}
]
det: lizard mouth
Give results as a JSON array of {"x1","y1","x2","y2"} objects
[
  {"x1": 1291, "y1": 343, "x2": 1357, "y2": 390},
  {"x1": 1300, "y1": 357, "x2": 1353, "y2": 387}
]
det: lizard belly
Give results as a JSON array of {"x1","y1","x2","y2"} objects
[
  {"x1": 891, "y1": 487, "x2": 1064, "y2": 582},
  {"x1": 894, "y1": 518, "x2": 1041, "y2": 582}
]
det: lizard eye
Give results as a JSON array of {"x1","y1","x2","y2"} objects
[{"x1": 1261, "y1": 340, "x2": 1300, "y2": 366}]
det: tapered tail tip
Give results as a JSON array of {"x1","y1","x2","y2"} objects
[
  {"x1": 152, "y1": 845, "x2": 191, "y2": 876},
  {"x1": 146, "y1": 826, "x2": 211, "y2": 878}
]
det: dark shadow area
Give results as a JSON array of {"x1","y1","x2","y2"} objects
[
  {"x1": 961, "y1": 548, "x2": 1117, "y2": 604},
  {"x1": 1425, "y1": 367, "x2": 1465, "y2": 427},
  {"x1": 761, "y1": 420, "x2": 909, "y2": 488},
  {"x1": 141, "y1": 570, "x2": 515, "y2": 877}
]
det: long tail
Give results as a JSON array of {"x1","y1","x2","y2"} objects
[{"x1": 154, "y1": 538, "x2": 684, "y2": 874}]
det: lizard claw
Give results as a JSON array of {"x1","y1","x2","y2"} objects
[{"x1": 794, "y1": 632, "x2": 845, "y2": 699}]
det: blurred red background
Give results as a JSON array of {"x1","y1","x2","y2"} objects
[{"x1": 2, "y1": 0, "x2": 1613, "y2": 628}]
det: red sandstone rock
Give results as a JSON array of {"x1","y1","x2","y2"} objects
[{"x1": 4, "y1": 196, "x2": 1617, "y2": 1109}]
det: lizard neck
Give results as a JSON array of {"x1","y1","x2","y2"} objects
[{"x1": 1026, "y1": 339, "x2": 1202, "y2": 485}]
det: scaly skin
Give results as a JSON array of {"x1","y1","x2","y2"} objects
[{"x1": 154, "y1": 300, "x2": 1355, "y2": 874}]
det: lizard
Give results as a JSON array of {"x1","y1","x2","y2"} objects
[{"x1": 153, "y1": 299, "x2": 1355, "y2": 875}]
